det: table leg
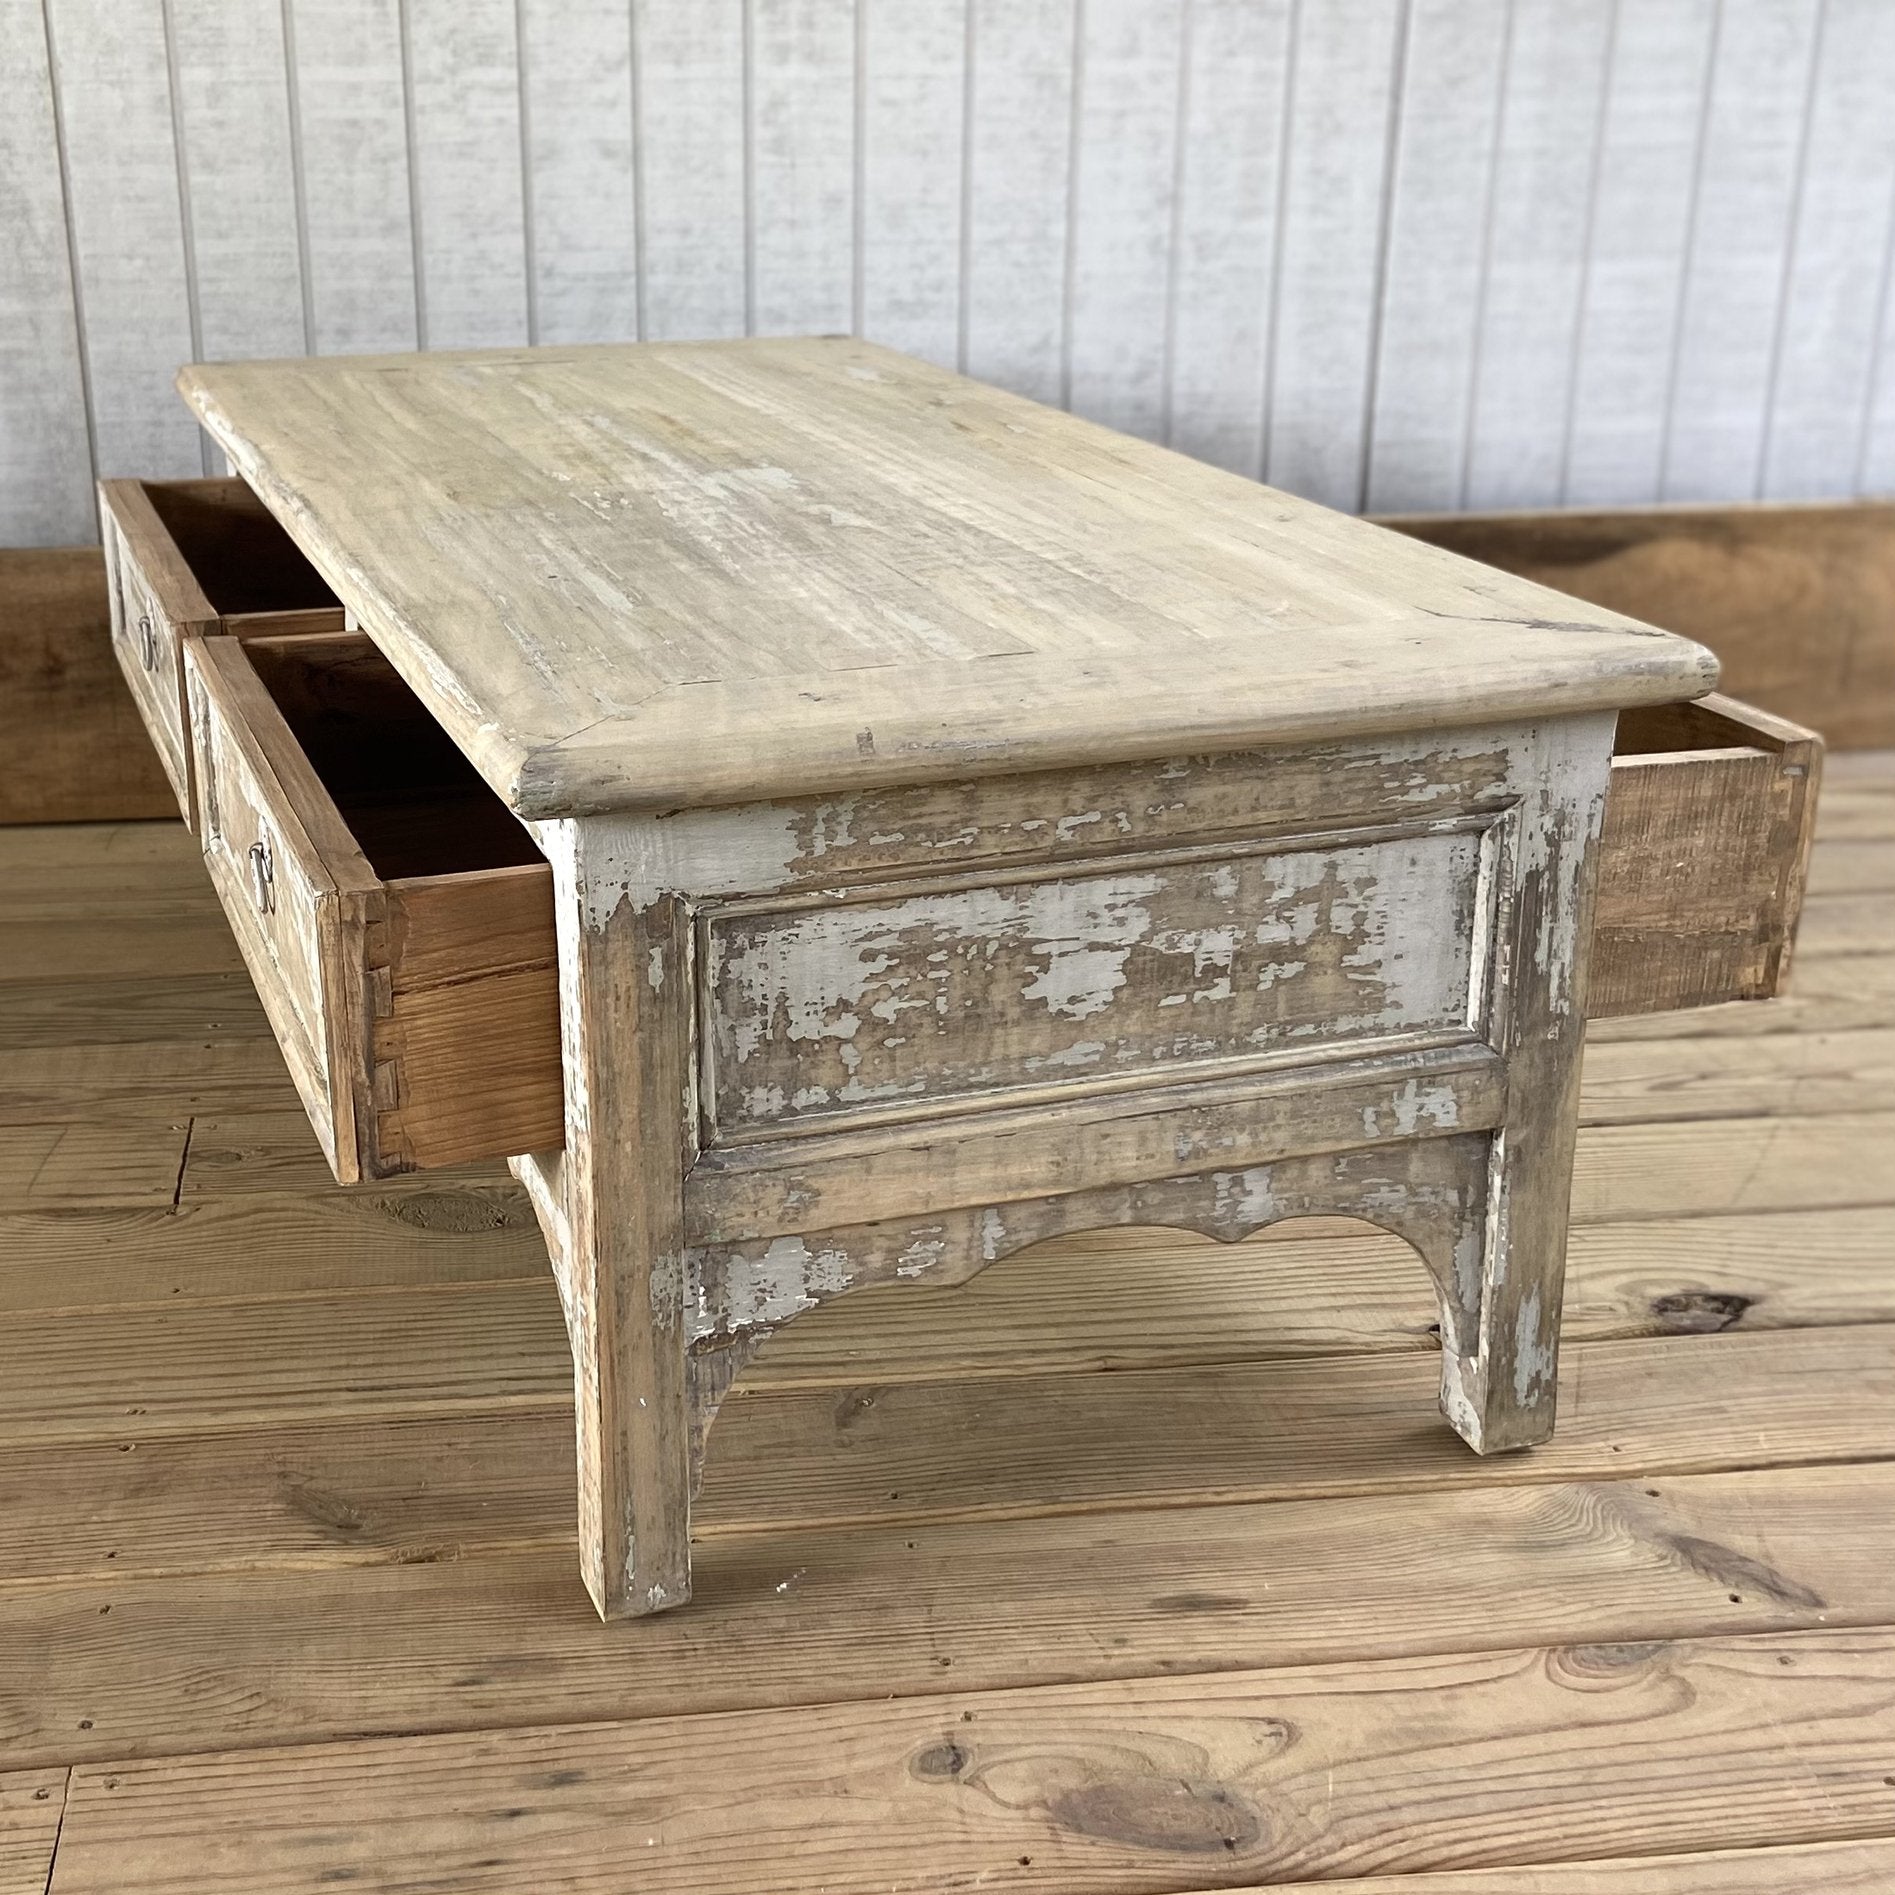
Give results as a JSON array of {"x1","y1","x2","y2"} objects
[
  {"x1": 539, "y1": 821, "x2": 699, "y2": 1620},
  {"x1": 1437, "y1": 716, "x2": 1613, "y2": 1455}
]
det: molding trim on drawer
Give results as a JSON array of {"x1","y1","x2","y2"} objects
[{"x1": 693, "y1": 814, "x2": 1507, "y2": 1148}]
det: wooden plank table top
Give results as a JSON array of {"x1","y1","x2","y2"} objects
[{"x1": 178, "y1": 339, "x2": 1718, "y2": 817}]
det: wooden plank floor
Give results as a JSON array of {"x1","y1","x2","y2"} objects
[{"x1": 3, "y1": 750, "x2": 1893, "y2": 1894}]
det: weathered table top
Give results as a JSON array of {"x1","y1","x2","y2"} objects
[{"x1": 179, "y1": 338, "x2": 1718, "y2": 819}]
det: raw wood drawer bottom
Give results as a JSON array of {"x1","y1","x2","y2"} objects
[{"x1": 184, "y1": 632, "x2": 1818, "y2": 1184}]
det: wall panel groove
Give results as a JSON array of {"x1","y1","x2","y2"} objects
[{"x1": 6, "y1": 0, "x2": 1894, "y2": 545}]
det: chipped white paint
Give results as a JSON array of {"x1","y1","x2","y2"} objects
[
  {"x1": 1360, "y1": 1078, "x2": 1464, "y2": 1142},
  {"x1": 702, "y1": 823, "x2": 1495, "y2": 1139},
  {"x1": 705, "y1": 1232, "x2": 853, "y2": 1330},
  {"x1": 1511, "y1": 1286, "x2": 1554, "y2": 1408},
  {"x1": 1210, "y1": 1167, "x2": 1281, "y2": 1230}
]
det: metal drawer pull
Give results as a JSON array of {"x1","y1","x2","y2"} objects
[
  {"x1": 246, "y1": 838, "x2": 276, "y2": 915},
  {"x1": 136, "y1": 612, "x2": 157, "y2": 670}
]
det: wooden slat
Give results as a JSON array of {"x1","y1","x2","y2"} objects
[
  {"x1": 1461, "y1": 0, "x2": 1614, "y2": 514},
  {"x1": 1577, "y1": 1028, "x2": 1895, "y2": 1124},
  {"x1": 38, "y1": 0, "x2": 202, "y2": 482},
  {"x1": 164, "y1": 0, "x2": 305, "y2": 367},
  {"x1": 0, "y1": 550, "x2": 174, "y2": 824},
  {"x1": 858, "y1": 0, "x2": 964, "y2": 367},
  {"x1": 0, "y1": 1461, "x2": 1887, "y2": 1773},
  {"x1": 1806, "y1": 838, "x2": 1895, "y2": 895},
  {"x1": 516, "y1": 0, "x2": 636, "y2": 346},
  {"x1": 0, "y1": 1769, "x2": 66, "y2": 1895},
  {"x1": 165, "y1": 1094, "x2": 1895, "y2": 1221},
  {"x1": 748, "y1": 0, "x2": 854, "y2": 335},
  {"x1": 281, "y1": 0, "x2": 418, "y2": 356},
  {"x1": 1589, "y1": 953, "x2": 1895, "y2": 1039},
  {"x1": 631, "y1": 0, "x2": 746, "y2": 341},
  {"x1": 1262, "y1": 0, "x2": 1401, "y2": 510},
  {"x1": 0, "y1": 974, "x2": 268, "y2": 1053},
  {"x1": 1797, "y1": 890, "x2": 1895, "y2": 958},
  {"x1": 0, "y1": 1187, "x2": 549, "y2": 1313},
  {"x1": 1361, "y1": 0, "x2": 1508, "y2": 515},
  {"x1": 1, "y1": 1332, "x2": 1888, "y2": 1586},
  {"x1": 1663, "y1": 1, "x2": 1823, "y2": 502},
  {"x1": 1164, "y1": 0, "x2": 1288, "y2": 477},
  {"x1": 1065, "y1": 0, "x2": 1182, "y2": 438},
  {"x1": 1763, "y1": 6, "x2": 1895, "y2": 502},
  {"x1": 5, "y1": 1217, "x2": 1892, "y2": 1501},
  {"x1": 0, "y1": 1121, "x2": 185, "y2": 1209},
  {"x1": 1189, "y1": 1836, "x2": 1895, "y2": 1894},
  {"x1": 37, "y1": 1627, "x2": 1895, "y2": 1892},
  {"x1": 401, "y1": 0, "x2": 529, "y2": 350},
  {"x1": 0, "y1": 1040, "x2": 292, "y2": 1125},
  {"x1": 0, "y1": 0, "x2": 93, "y2": 544}
]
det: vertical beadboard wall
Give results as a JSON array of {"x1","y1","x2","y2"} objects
[{"x1": 5, "y1": 0, "x2": 1895, "y2": 546}]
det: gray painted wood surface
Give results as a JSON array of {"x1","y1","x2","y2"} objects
[{"x1": 6, "y1": 0, "x2": 1894, "y2": 544}]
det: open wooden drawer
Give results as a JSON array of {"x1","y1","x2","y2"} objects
[
  {"x1": 184, "y1": 632, "x2": 562, "y2": 1184},
  {"x1": 99, "y1": 477, "x2": 344, "y2": 826},
  {"x1": 183, "y1": 633, "x2": 1819, "y2": 1183}
]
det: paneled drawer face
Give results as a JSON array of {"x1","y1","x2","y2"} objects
[
  {"x1": 98, "y1": 477, "x2": 346, "y2": 828},
  {"x1": 699, "y1": 820, "x2": 1500, "y2": 1141}
]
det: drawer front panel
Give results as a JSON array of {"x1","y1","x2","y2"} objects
[
  {"x1": 101, "y1": 509, "x2": 191, "y2": 814},
  {"x1": 186, "y1": 652, "x2": 341, "y2": 1166},
  {"x1": 701, "y1": 822, "x2": 1496, "y2": 1140}
]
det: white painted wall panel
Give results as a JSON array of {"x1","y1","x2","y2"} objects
[
  {"x1": 1263, "y1": 0, "x2": 1403, "y2": 511},
  {"x1": 520, "y1": 0, "x2": 637, "y2": 345},
  {"x1": 748, "y1": 0, "x2": 854, "y2": 335},
  {"x1": 633, "y1": 0, "x2": 746, "y2": 340},
  {"x1": 1462, "y1": 0, "x2": 1615, "y2": 512},
  {"x1": 281, "y1": 0, "x2": 418, "y2": 358},
  {"x1": 0, "y1": 0, "x2": 94, "y2": 542},
  {"x1": 1762, "y1": 0, "x2": 1895, "y2": 499},
  {"x1": 403, "y1": 0, "x2": 531, "y2": 349},
  {"x1": 168, "y1": 0, "x2": 307, "y2": 371},
  {"x1": 8, "y1": 0, "x2": 1895, "y2": 544},
  {"x1": 1064, "y1": 0, "x2": 1183, "y2": 438},
  {"x1": 42, "y1": 0, "x2": 203, "y2": 482},
  {"x1": 1563, "y1": 0, "x2": 1717, "y2": 507},
  {"x1": 1164, "y1": 0, "x2": 1291, "y2": 477},
  {"x1": 858, "y1": 0, "x2": 963, "y2": 366},
  {"x1": 1365, "y1": 0, "x2": 1507, "y2": 513},
  {"x1": 960, "y1": 0, "x2": 1074, "y2": 405},
  {"x1": 1662, "y1": 0, "x2": 1824, "y2": 499}
]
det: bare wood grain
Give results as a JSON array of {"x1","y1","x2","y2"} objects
[
  {"x1": 0, "y1": 1464, "x2": 1887, "y2": 1773},
  {"x1": 0, "y1": 1121, "x2": 186, "y2": 1209},
  {"x1": 0, "y1": 1768, "x2": 66, "y2": 1895},
  {"x1": 1183, "y1": 1836, "x2": 1895, "y2": 1894},
  {"x1": 39, "y1": 1628, "x2": 1895, "y2": 1892}
]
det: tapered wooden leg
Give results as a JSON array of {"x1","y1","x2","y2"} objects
[
  {"x1": 1437, "y1": 714, "x2": 1614, "y2": 1456},
  {"x1": 1437, "y1": 1104, "x2": 1580, "y2": 1455},
  {"x1": 541, "y1": 821, "x2": 699, "y2": 1620}
]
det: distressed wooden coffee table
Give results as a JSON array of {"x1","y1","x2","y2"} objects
[{"x1": 99, "y1": 340, "x2": 1818, "y2": 1619}]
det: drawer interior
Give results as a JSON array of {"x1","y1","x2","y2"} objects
[
  {"x1": 244, "y1": 637, "x2": 542, "y2": 881},
  {"x1": 141, "y1": 479, "x2": 341, "y2": 619}
]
